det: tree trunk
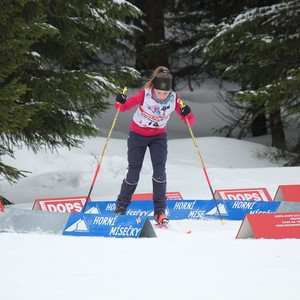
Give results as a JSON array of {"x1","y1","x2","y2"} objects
[
  {"x1": 269, "y1": 109, "x2": 286, "y2": 150},
  {"x1": 134, "y1": 0, "x2": 169, "y2": 71},
  {"x1": 251, "y1": 104, "x2": 268, "y2": 137}
]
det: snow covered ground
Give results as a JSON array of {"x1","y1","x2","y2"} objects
[{"x1": 1, "y1": 81, "x2": 300, "y2": 300}]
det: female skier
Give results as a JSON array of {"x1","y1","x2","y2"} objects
[{"x1": 114, "y1": 66, "x2": 195, "y2": 225}]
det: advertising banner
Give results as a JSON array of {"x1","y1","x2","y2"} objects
[
  {"x1": 166, "y1": 199, "x2": 279, "y2": 220},
  {"x1": 131, "y1": 191, "x2": 183, "y2": 200},
  {"x1": 215, "y1": 188, "x2": 272, "y2": 201},
  {"x1": 63, "y1": 213, "x2": 156, "y2": 238},
  {"x1": 273, "y1": 184, "x2": 300, "y2": 202},
  {"x1": 84, "y1": 200, "x2": 280, "y2": 221},
  {"x1": 236, "y1": 212, "x2": 300, "y2": 239},
  {"x1": 32, "y1": 196, "x2": 89, "y2": 213},
  {"x1": 0, "y1": 208, "x2": 70, "y2": 234}
]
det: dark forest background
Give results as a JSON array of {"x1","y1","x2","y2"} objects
[{"x1": 1, "y1": 0, "x2": 299, "y2": 183}]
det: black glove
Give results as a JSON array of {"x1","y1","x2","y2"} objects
[
  {"x1": 116, "y1": 93, "x2": 127, "y2": 104},
  {"x1": 180, "y1": 104, "x2": 191, "y2": 117}
]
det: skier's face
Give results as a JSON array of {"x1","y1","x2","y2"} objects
[{"x1": 154, "y1": 89, "x2": 170, "y2": 101}]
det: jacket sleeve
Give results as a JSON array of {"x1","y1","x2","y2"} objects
[
  {"x1": 175, "y1": 96, "x2": 196, "y2": 126},
  {"x1": 114, "y1": 89, "x2": 145, "y2": 112}
]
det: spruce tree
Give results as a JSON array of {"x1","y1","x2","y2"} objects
[
  {"x1": 200, "y1": 1, "x2": 300, "y2": 151},
  {"x1": 163, "y1": 0, "x2": 276, "y2": 88},
  {"x1": 0, "y1": 0, "x2": 56, "y2": 182},
  {"x1": 0, "y1": 0, "x2": 142, "y2": 183}
]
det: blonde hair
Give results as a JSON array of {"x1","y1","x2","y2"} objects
[{"x1": 145, "y1": 66, "x2": 172, "y2": 89}]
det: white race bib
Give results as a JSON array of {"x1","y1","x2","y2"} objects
[{"x1": 133, "y1": 89, "x2": 176, "y2": 129}]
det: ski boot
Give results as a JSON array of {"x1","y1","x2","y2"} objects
[
  {"x1": 154, "y1": 213, "x2": 169, "y2": 226},
  {"x1": 114, "y1": 203, "x2": 127, "y2": 215}
]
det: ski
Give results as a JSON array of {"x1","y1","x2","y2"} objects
[
  {"x1": 154, "y1": 223, "x2": 192, "y2": 234},
  {"x1": 154, "y1": 223, "x2": 169, "y2": 230}
]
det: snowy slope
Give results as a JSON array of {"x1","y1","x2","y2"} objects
[
  {"x1": 1, "y1": 80, "x2": 300, "y2": 300},
  {"x1": 1, "y1": 136, "x2": 300, "y2": 300}
]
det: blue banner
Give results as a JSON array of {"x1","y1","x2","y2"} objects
[
  {"x1": 84, "y1": 200, "x2": 280, "y2": 221},
  {"x1": 167, "y1": 200, "x2": 280, "y2": 220},
  {"x1": 84, "y1": 201, "x2": 153, "y2": 216},
  {"x1": 63, "y1": 212, "x2": 156, "y2": 238}
]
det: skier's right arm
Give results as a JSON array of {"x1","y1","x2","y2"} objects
[{"x1": 114, "y1": 89, "x2": 145, "y2": 112}]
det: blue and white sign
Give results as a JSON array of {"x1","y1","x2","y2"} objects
[
  {"x1": 83, "y1": 201, "x2": 153, "y2": 217},
  {"x1": 84, "y1": 200, "x2": 280, "y2": 221},
  {"x1": 166, "y1": 200, "x2": 280, "y2": 220},
  {"x1": 63, "y1": 212, "x2": 156, "y2": 238}
]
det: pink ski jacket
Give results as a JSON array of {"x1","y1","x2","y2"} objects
[{"x1": 115, "y1": 88, "x2": 196, "y2": 137}]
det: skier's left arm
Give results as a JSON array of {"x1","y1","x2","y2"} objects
[{"x1": 175, "y1": 97, "x2": 196, "y2": 126}]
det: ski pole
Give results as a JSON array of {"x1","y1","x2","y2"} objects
[
  {"x1": 81, "y1": 86, "x2": 127, "y2": 213},
  {"x1": 179, "y1": 100, "x2": 225, "y2": 225}
]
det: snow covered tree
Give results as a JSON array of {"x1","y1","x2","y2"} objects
[
  {"x1": 164, "y1": 0, "x2": 277, "y2": 89},
  {"x1": 199, "y1": 1, "x2": 300, "y2": 151},
  {"x1": 0, "y1": 0, "x2": 142, "y2": 183},
  {"x1": 0, "y1": 0, "x2": 55, "y2": 182}
]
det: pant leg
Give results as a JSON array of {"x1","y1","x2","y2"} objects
[
  {"x1": 149, "y1": 133, "x2": 168, "y2": 214},
  {"x1": 116, "y1": 131, "x2": 147, "y2": 210}
]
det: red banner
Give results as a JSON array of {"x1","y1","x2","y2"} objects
[
  {"x1": 132, "y1": 191, "x2": 183, "y2": 201},
  {"x1": 215, "y1": 188, "x2": 272, "y2": 201},
  {"x1": 32, "y1": 196, "x2": 89, "y2": 213},
  {"x1": 236, "y1": 212, "x2": 300, "y2": 239},
  {"x1": 273, "y1": 184, "x2": 300, "y2": 202},
  {"x1": 0, "y1": 202, "x2": 4, "y2": 212}
]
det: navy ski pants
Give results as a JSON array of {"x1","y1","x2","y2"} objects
[{"x1": 116, "y1": 131, "x2": 167, "y2": 214}]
